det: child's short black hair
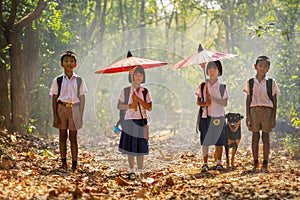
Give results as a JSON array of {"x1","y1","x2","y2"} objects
[
  {"x1": 60, "y1": 51, "x2": 77, "y2": 63},
  {"x1": 206, "y1": 60, "x2": 222, "y2": 76},
  {"x1": 128, "y1": 65, "x2": 146, "y2": 83},
  {"x1": 255, "y1": 56, "x2": 270, "y2": 66}
]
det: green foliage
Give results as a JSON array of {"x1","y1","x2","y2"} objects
[
  {"x1": 1, "y1": 0, "x2": 299, "y2": 137},
  {"x1": 22, "y1": 118, "x2": 37, "y2": 135},
  {"x1": 285, "y1": 133, "x2": 300, "y2": 159},
  {"x1": 37, "y1": 149, "x2": 53, "y2": 156}
]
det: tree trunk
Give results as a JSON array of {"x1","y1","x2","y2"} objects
[
  {"x1": 24, "y1": 25, "x2": 39, "y2": 117},
  {"x1": 7, "y1": 32, "x2": 27, "y2": 132},
  {"x1": 0, "y1": 35, "x2": 10, "y2": 130}
]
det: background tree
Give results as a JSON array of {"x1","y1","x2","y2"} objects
[{"x1": 0, "y1": 0, "x2": 46, "y2": 132}]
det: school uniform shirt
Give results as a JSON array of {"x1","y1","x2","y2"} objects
[
  {"x1": 195, "y1": 79, "x2": 229, "y2": 118},
  {"x1": 243, "y1": 76, "x2": 279, "y2": 108},
  {"x1": 119, "y1": 86, "x2": 152, "y2": 120},
  {"x1": 49, "y1": 73, "x2": 88, "y2": 103}
]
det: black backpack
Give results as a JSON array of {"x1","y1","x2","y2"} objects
[
  {"x1": 116, "y1": 87, "x2": 148, "y2": 127},
  {"x1": 196, "y1": 82, "x2": 226, "y2": 133},
  {"x1": 248, "y1": 78, "x2": 273, "y2": 105},
  {"x1": 57, "y1": 75, "x2": 82, "y2": 100}
]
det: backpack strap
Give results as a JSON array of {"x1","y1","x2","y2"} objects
[
  {"x1": 76, "y1": 77, "x2": 82, "y2": 100},
  {"x1": 57, "y1": 75, "x2": 63, "y2": 97},
  {"x1": 196, "y1": 82, "x2": 206, "y2": 133},
  {"x1": 249, "y1": 78, "x2": 254, "y2": 107},
  {"x1": 124, "y1": 87, "x2": 131, "y2": 105},
  {"x1": 116, "y1": 87, "x2": 130, "y2": 127},
  {"x1": 142, "y1": 88, "x2": 148, "y2": 102},
  {"x1": 220, "y1": 84, "x2": 226, "y2": 98},
  {"x1": 266, "y1": 78, "x2": 273, "y2": 103}
]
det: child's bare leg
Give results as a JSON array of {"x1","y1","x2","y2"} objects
[
  {"x1": 202, "y1": 146, "x2": 209, "y2": 164},
  {"x1": 137, "y1": 155, "x2": 144, "y2": 174},
  {"x1": 69, "y1": 130, "x2": 78, "y2": 169},
  {"x1": 262, "y1": 132, "x2": 270, "y2": 166},
  {"x1": 252, "y1": 132, "x2": 260, "y2": 167},
  {"x1": 215, "y1": 145, "x2": 223, "y2": 165},
  {"x1": 127, "y1": 155, "x2": 135, "y2": 173},
  {"x1": 59, "y1": 129, "x2": 68, "y2": 167}
]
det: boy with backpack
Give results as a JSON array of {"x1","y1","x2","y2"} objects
[
  {"x1": 243, "y1": 56, "x2": 279, "y2": 172},
  {"x1": 196, "y1": 61, "x2": 229, "y2": 172},
  {"x1": 49, "y1": 51, "x2": 88, "y2": 171}
]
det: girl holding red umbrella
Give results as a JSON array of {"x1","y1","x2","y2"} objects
[{"x1": 117, "y1": 65, "x2": 152, "y2": 180}]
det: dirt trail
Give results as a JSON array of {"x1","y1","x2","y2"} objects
[{"x1": 0, "y1": 129, "x2": 299, "y2": 199}]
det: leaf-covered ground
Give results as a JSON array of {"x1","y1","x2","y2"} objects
[{"x1": 0, "y1": 129, "x2": 299, "y2": 199}]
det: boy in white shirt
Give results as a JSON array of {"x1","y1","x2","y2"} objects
[{"x1": 49, "y1": 51, "x2": 88, "y2": 171}]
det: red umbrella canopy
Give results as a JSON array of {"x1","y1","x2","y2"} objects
[
  {"x1": 168, "y1": 44, "x2": 237, "y2": 70},
  {"x1": 95, "y1": 51, "x2": 168, "y2": 74}
]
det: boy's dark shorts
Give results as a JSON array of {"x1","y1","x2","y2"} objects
[
  {"x1": 200, "y1": 116, "x2": 225, "y2": 146},
  {"x1": 53, "y1": 103, "x2": 82, "y2": 130},
  {"x1": 249, "y1": 106, "x2": 273, "y2": 132}
]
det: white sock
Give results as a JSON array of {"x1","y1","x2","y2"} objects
[
  {"x1": 129, "y1": 168, "x2": 135, "y2": 173},
  {"x1": 137, "y1": 168, "x2": 143, "y2": 173},
  {"x1": 217, "y1": 159, "x2": 222, "y2": 165}
]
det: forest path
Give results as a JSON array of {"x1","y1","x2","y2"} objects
[{"x1": 0, "y1": 129, "x2": 299, "y2": 199}]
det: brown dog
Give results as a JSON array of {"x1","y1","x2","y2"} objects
[{"x1": 224, "y1": 113, "x2": 243, "y2": 167}]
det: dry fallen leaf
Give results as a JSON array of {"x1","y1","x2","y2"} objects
[
  {"x1": 135, "y1": 188, "x2": 148, "y2": 199},
  {"x1": 115, "y1": 176, "x2": 131, "y2": 186},
  {"x1": 72, "y1": 186, "x2": 82, "y2": 199},
  {"x1": 165, "y1": 177, "x2": 175, "y2": 186}
]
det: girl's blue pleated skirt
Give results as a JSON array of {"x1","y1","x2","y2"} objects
[{"x1": 118, "y1": 119, "x2": 149, "y2": 156}]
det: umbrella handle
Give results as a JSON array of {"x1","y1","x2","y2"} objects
[
  {"x1": 130, "y1": 67, "x2": 138, "y2": 111},
  {"x1": 202, "y1": 67, "x2": 206, "y2": 81},
  {"x1": 202, "y1": 67, "x2": 211, "y2": 106}
]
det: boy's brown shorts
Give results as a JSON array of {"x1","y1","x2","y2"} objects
[
  {"x1": 249, "y1": 107, "x2": 273, "y2": 133},
  {"x1": 53, "y1": 104, "x2": 82, "y2": 131}
]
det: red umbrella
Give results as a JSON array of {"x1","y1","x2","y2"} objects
[
  {"x1": 168, "y1": 43, "x2": 237, "y2": 70},
  {"x1": 95, "y1": 51, "x2": 168, "y2": 74}
]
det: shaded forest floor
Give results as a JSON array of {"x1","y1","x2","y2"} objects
[{"x1": 0, "y1": 129, "x2": 299, "y2": 199}]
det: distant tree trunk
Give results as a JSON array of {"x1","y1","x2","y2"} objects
[
  {"x1": 99, "y1": 0, "x2": 108, "y2": 45},
  {"x1": 0, "y1": 34, "x2": 10, "y2": 129},
  {"x1": 139, "y1": 0, "x2": 146, "y2": 56},
  {"x1": 221, "y1": 0, "x2": 235, "y2": 52},
  {"x1": 118, "y1": 0, "x2": 126, "y2": 51},
  {"x1": 24, "y1": 25, "x2": 39, "y2": 117}
]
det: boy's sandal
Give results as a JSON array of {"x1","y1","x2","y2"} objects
[
  {"x1": 201, "y1": 165, "x2": 209, "y2": 172},
  {"x1": 128, "y1": 173, "x2": 136, "y2": 180}
]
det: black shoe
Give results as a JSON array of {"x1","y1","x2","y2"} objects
[
  {"x1": 61, "y1": 164, "x2": 68, "y2": 169},
  {"x1": 128, "y1": 173, "x2": 136, "y2": 180},
  {"x1": 72, "y1": 161, "x2": 77, "y2": 172},
  {"x1": 216, "y1": 164, "x2": 224, "y2": 171},
  {"x1": 201, "y1": 165, "x2": 209, "y2": 172}
]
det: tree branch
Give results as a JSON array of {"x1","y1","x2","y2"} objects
[
  {"x1": 7, "y1": 0, "x2": 18, "y2": 25},
  {"x1": 14, "y1": 0, "x2": 46, "y2": 32}
]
